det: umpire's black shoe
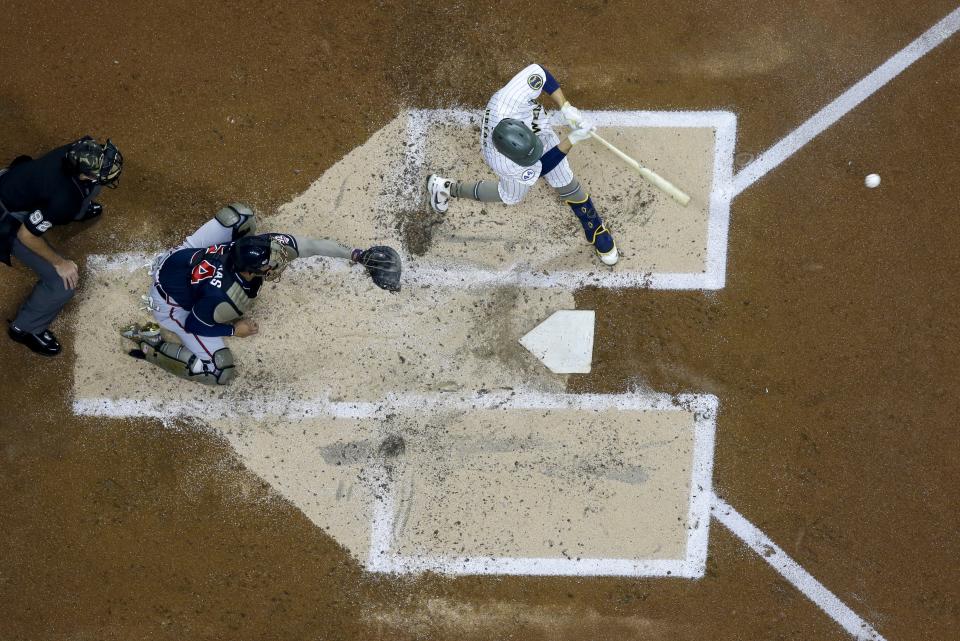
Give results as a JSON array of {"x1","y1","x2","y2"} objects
[
  {"x1": 78, "y1": 201, "x2": 103, "y2": 222},
  {"x1": 8, "y1": 325, "x2": 61, "y2": 356}
]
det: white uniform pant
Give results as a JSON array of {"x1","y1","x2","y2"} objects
[
  {"x1": 147, "y1": 217, "x2": 235, "y2": 372},
  {"x1": 481, "y1": 121, "x2": 575, "y2": 205}
]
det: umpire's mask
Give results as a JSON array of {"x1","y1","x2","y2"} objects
[{"x1": 493, "y1": 119, "x2": 543, "y2": 167}]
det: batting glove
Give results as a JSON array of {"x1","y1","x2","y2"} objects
[
  {"x1": 568, "y1": 124, "x2": 596, "y2": 146},
  {"x1": 560, "y1": 102, "x2": 584, "y2": 128}
]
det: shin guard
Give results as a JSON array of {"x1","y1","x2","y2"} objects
[{"x1": 567, "y1": 195, "x2": 615, "y2": 255}]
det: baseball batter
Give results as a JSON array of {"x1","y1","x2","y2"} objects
[
  {"x1": 427, "y1": 63, "x2": 617, "y2": 265},
  {"x1": 122, "y1": 204, "x2": 401, "y2": 385}
]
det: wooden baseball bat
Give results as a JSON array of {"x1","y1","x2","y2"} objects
[{"x1": 588, "y1": 131, "x2": 691, "y2": 206}]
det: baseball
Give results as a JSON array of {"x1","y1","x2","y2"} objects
[{"x1": 865, "y1": 173, "x2": 881, "y2": 188}]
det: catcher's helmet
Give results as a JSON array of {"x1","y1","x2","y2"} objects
[
  {"x1": 492, "y1": 119, "x2": 543, "y2": 167},
  {"x1": 228, "y1": 234, "x2": 292, "y2": 281},
  {"x1": 64, "y1": 136, "x2": 123, "y2": 187}
]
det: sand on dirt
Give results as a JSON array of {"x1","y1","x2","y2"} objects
[
  {"x1": 204, "y1": 394, "x2": 710, "y2": 571},
  {"x1": 263, "y1": 109, "x2": 725, "y2": 279},
  {"x1": 71, "y1": 111, "x2": 719, "y2": 574}
]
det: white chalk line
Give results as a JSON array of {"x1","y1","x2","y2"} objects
[
  {"x1": 74, "y1": 385, "x2": 719, "y2": 580},
  {"x1": 715, "y1": 9, "x2": 960, "y2": 637},
  {"x1": 402, "y1": 108, "x2": 736, "y2": 290},
  {"x1": 364, "y1": 392, "x2": 717, "y2": 578},
  {"x1": 74, "y1": 387, "x2": 716, "y2": 420},
  {"x1": 87, "y1": 248, "x2": 719, "y2": 290},
  {"x1": 712, "y1": 494, "x2": 887, "y2": 641},
  {"x1": 369, "y1": 555, "x2": 700, "y2": 578},
  {"x1": 74, "y1": 387, "x2": 720, "y2": 578},
  {"x1": 732, "y1": 6, "x2": 960, "y2": 197}
]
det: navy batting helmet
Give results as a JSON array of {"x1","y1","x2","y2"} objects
[{"x1": 492, "y1": 119, "x2": 543, "y2": 167}]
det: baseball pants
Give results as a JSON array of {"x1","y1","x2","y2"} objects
[{"x1": 10, "y1": 238, "x2": 75, "y2": 334}]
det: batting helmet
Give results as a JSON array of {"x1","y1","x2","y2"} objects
[{"x1": 492, "y1": 119, "x2": 543, "y2": 167}]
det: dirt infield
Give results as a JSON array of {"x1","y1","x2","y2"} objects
[{"x1": 2, "y1": 2, "x2": 959, "y2": 640}]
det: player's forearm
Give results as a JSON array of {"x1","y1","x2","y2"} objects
[
  {"x1": 16, "y1": 224, "x2": 64, "y2": 266},
  {"x1": 536, "y1": 65, "x2": 565, "y2": 107},
  {"x1": 549, "y1": 87, "x2": 568, "y2": 109},
  {"x1": 290, "y1": 235, "x2": 353, "y2": 260}
]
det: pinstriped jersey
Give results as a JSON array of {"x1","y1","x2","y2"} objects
[{"x1": 481, "y1": 64, "x2": 552, "y2": 197}]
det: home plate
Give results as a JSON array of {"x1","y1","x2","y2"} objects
[{"x1": 519, "y1": 310, "x2": 595, "y2": 374}]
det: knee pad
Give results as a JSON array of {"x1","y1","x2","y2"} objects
[
  {"x1": 212, "y1": 347, "x2": 236, "y2": 384},
  {"x1": 187, "y1": 347, "x2": 235, "y2": 385},
  {"x1": 215, "y1": 203, "x2": 257, "y2": 240},
  {"x1": 145, "y1": 341, "x2": 235, "y2": 386}
]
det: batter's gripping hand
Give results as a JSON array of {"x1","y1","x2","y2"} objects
[
  {"x1": 560, "y1": 102, "x2": 584, "y2": 128},
  {"x1": 352, "y1": 246, "x2": 402, "y2": 292},
  {"x1": 568, "y1": 124, "x2": 596, "y2": 146}
]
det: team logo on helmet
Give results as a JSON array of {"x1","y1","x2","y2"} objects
[{"x1": 527, "y1": 74, "x2": 544, "y2": 90}]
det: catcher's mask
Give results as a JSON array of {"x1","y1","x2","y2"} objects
[
  {"x1": 228, "y1": 235, "x2": 291, "y2": 282},
  {"x1": 64, "y1": 136, "x2": 123, "y2": 188},
  {"x1": 492, "y1": 118, "x2": 543, "y2": 167}
]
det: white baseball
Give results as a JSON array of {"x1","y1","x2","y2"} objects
[{"x1": 865, "y1": 173, "x2": 881, "y2": 188}]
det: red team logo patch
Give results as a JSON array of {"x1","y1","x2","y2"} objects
[{"x1": 191, "y1": 259, "x2": 216, "y2": 284}]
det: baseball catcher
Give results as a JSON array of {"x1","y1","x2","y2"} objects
[
  {"x1": 426, "y1": 63, "x2": 617, "y2": 266},
  {"x1": 122, "y1": 203, "x2": 401, "y2": 385}
]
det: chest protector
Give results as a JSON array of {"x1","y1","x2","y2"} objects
[
  {"x1": 188, "y1": 247, "x2": 255, "y2": 323},
  {"x1": 213, "y1": 281, "x2": 254, "y2": 323}
]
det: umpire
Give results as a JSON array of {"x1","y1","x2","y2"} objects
[{"x1": 0, "y1": 137, "x2": 122, "y2": 355}]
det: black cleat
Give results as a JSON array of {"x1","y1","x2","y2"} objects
[{"x1": 8, "y1": 325, "x2": 61, "y2": 356}]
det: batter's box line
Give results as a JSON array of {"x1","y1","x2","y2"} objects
[
  {"x1": 74, "y1": 387, "x2": 718, "y2": 421},
  {"x1": 84, "y1": 252, "x2": 723, "y2": 294},
  {"x1": 396, "y1": 108, "x2": 736, "y2": 290},
  {"x1": 73, "y1": 387, "x2": 718, "y2": 578},
  {"x1": 365, "y1": 391, "x2": 717, "y2": 579}
]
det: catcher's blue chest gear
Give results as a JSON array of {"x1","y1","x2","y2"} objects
[{"x1": 157, "y1": 243, "x2": 262, "y2": 336}]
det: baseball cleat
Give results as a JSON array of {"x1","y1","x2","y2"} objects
[
  {"x1": 596, "y1": 242, "x2": 619, "y2": 266},
  {"x1": 121, "y1": 322, "x2": 161, "y2": 345},
  {"x1": 591, "y1": 225, "x2": 619, "y2": 266},
  {"x1": 427, "y1": 174, "x2": 451, "y2": 214}
]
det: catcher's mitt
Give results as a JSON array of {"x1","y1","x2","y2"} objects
[{"x1": 353, "y1": 246, "x2": 402, "y2": 292}]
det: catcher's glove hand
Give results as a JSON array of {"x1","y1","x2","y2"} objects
[{"x1": 351, "y1": 246, "x2": 402, "y2": 292}]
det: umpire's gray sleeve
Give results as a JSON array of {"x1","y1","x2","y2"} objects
[{"x1": 290, "y1": 235, "x2": 353, "y2": 260}]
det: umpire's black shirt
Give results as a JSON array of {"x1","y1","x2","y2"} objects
[{"x1": 0, "y1": 144, "x2": 99, "y2": 237}]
